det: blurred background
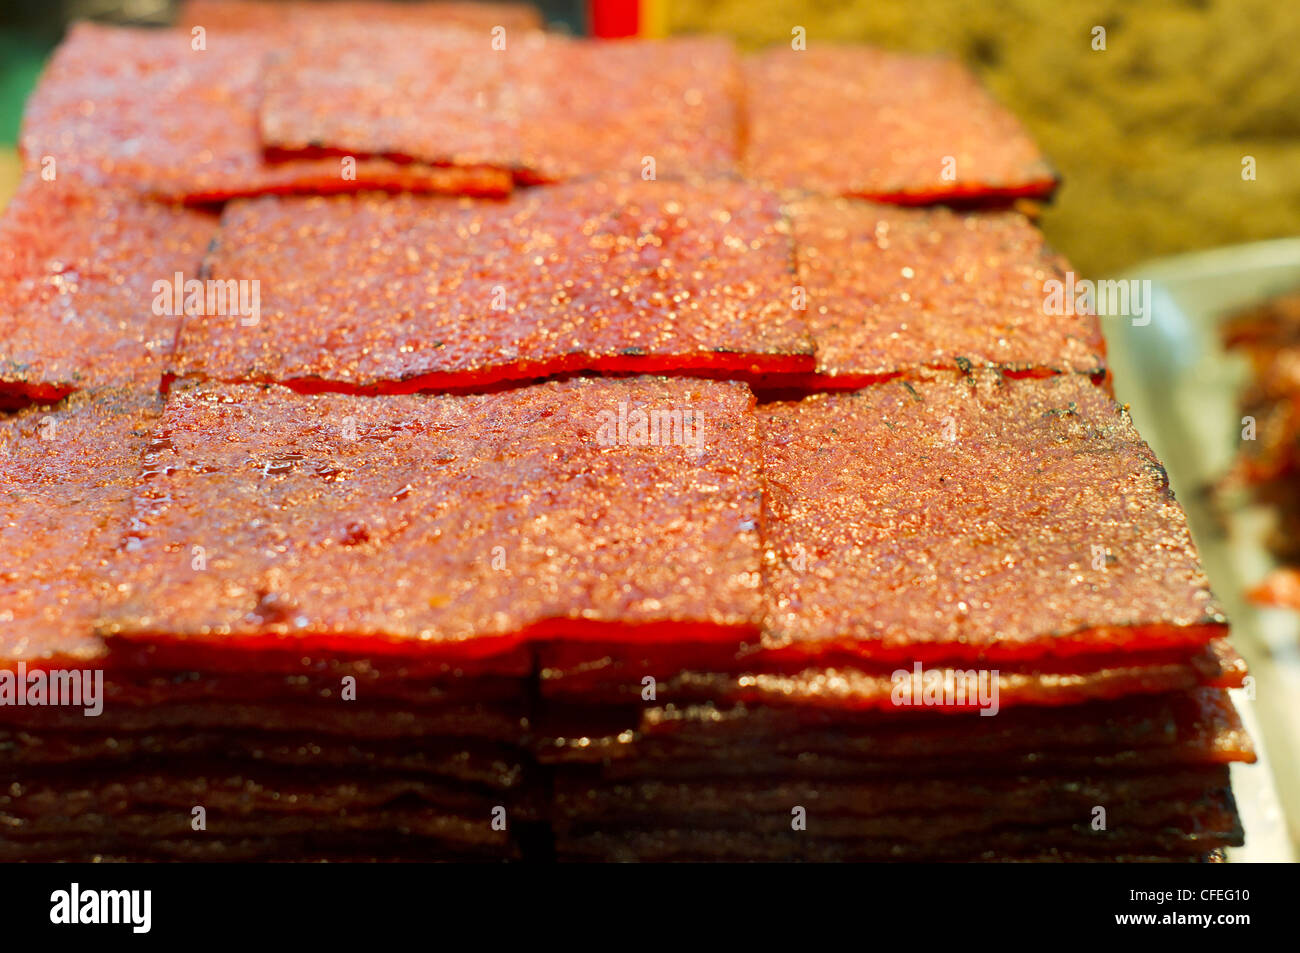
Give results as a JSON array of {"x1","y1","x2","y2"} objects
[{"x1": 3, "y1": 0, "x2": 1300, "y2": 276}]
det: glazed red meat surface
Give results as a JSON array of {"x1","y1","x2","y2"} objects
[
  {"x1": 100, "y1": 377, "x2": 764, "y2": 656},
  {"x1": 173, "y1": 178, "x2": 810, "y2": 391},
  {"x1": 0, "y1": 176, "x2": 216, "y2": 402},
  {"x1": 0, "y1": 389, "x2": 161, "y2": 665},
  {"x1": 257, "y1": 28, "x2": 739, "y2": 184},
  {"x1": 789, "y1": 198, "x2": 1106, "y2": 386},
  {"x1": 19, "y1": 24, "x2": 511, "y2": 202},
  {"x1": 759, "y1": 374, "x2": 1226, "y2": 664},
  {"x1": 259, "y1": 24, "x2": 516, "y2": 171},
  {"x1": 742, "y1": 45, "x2": 1058, "y2": 203},
  {"x1": 512, "y1": 35, "x2": 740, "y2": 183},
  {"x1": 178, "y1": 0, "x2": 543, "y2": 32}
]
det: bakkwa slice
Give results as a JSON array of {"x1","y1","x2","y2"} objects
[
  {"x1": 257, "y1": 28, "x2": 740, "y2": 183},
  {"x1": 0, "y1": 388, "x2": 162, "y2": 665},
  {"x1": 173, "y1": 178, "x2": 810, "y2": 391},
  {"x1": 20, "y1": 24, "x2": 510, "y2": 202},
  {"x1": 101, "y1": 377, "x2": 763, "y2": 658},
  {"x1": 743, "y1": 45, "x2": 1057, "y2": 203},
  {"x1": 0, "y1": 175, "x2": 216, "y2": 404},
  {"x1": 759, "y1": 373, "x2": 1226, "y2": 663},
  {"x1": 258, "y1": 24, "x2": 515, "y2": 172},
  {"x1": 512, "y1": 35, "x2": 740, "y2": 183},
  {"x1": 789, "y1": 197, "x2": 1105, "y2": 387}
]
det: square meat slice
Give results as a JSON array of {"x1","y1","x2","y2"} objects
[
  {"x1": 790, "y1": 198, "x2": 1106, "y2": 386},
  {"x1": 0, "y1": 176, "x2": 216, "y2": 403},
  {"x1": 19, "y1": 24, "x2": 510, "y2": 202},
  {"x1": 257, "y1": 28, "x2": 739, "y2": 184},
  {"x1": 258, "y1": 23, "x2": 516, "y2": 171},
  {"x1": 100, "y1": 377, "x2": 763, "y2": 657},
  {"x1": 759, "y1": 373, "x2": 1227, "y2": 664},
  {"x1": 512, "y1": 35, "x2": 740, "y2": 183},
  {"x1": 173, "y1": 178, "x2": 811, "y2": 390},
  {"x1": 178, "y1": 0, "x2": 543, "y2": 33},
  {"x1": 742, "y1": 45, "x2": 1057, "y2": 203},
  {"x1": 0, "y1": 388, "x2": 162, "y2": 664}
]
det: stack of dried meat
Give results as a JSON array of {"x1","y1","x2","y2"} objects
[
  {"x1": 540, "y1": 374, "x2": 1250, "y2": 860},
  {"x1": 0, "y1": 2, "x2": 1253, "y2": 862}
]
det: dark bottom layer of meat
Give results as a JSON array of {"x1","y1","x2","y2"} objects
[{"x1": 0, "y1": 687, "x2": 1249, "y2": 861}]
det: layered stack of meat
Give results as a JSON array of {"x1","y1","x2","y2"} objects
[{"x1": 0, "y1": 1, "x2": 1252, "y2": 861}]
